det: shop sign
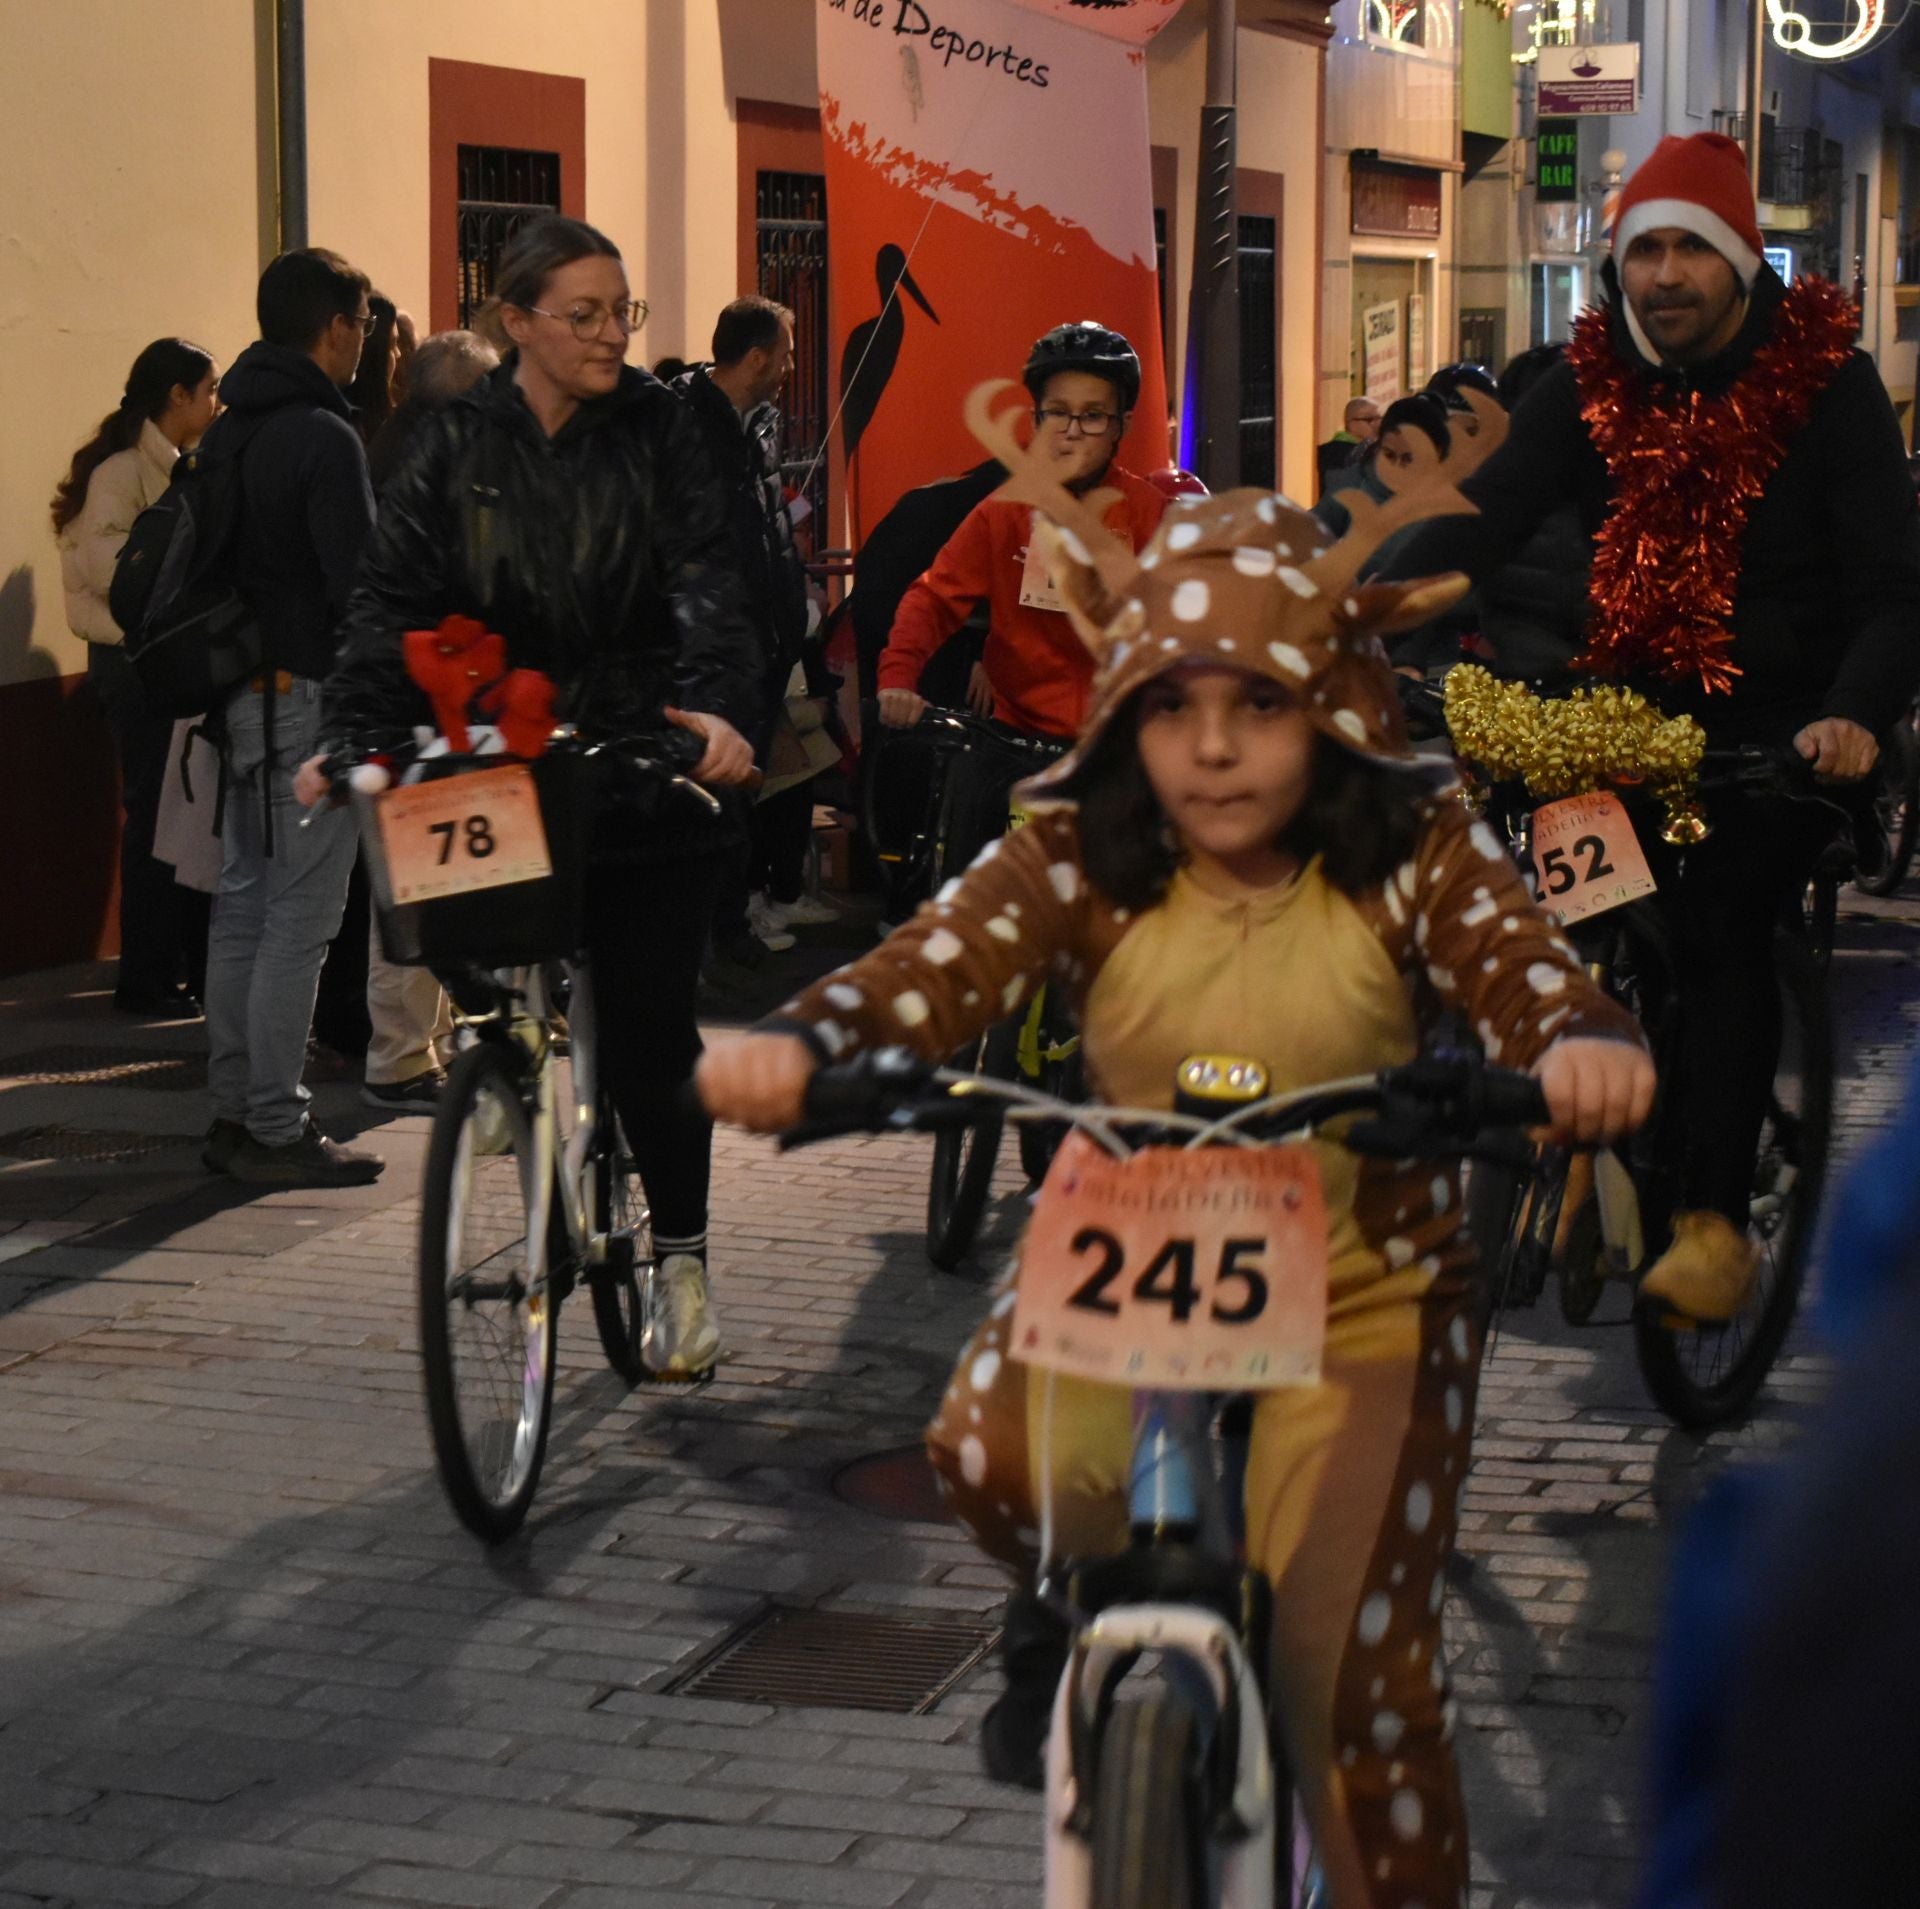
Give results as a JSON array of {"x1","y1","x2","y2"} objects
[
  {"x1": 1406, "y1": 292, "x2": 1428, "y2": 390},
  {"x1": 1537, "y1": 42, "x2": 1640, "y2": 116},
  {"x1": 1351, "y1": 160, "x2": 1442, "y2": 239},
  {"x1": 1536, "y1": 118, "x2": 1579, "y2": 203},
  {"x1": 1363, "y1": 301, "x2": 1403, "y2": 405}
]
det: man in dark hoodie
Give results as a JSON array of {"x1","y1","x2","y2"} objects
[
  {"x1": 1383, "y1": 133, "x2": 1920, "y2": 1319},
  {"x1": 670, "y1": 297, "x2": 814, "y2": 963},
  {"x1": 202, "y1": 247, "x2": 381, "y2": 1190}
]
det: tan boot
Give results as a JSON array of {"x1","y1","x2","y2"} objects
[{"x1": 1638, "y1": 1211, "x2": 1761, "y2": 1322}]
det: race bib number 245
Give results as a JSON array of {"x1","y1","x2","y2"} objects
[{"x1": 1011, "y1": 1133, "x2": 1329, "y2": 1392}]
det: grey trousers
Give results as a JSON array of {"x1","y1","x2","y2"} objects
[{"x1": 204, "y1": 679, "x2": 356, "y2": 1144}]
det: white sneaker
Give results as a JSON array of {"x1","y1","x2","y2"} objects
[
  {"x1": 643, "y1": 1253, "x2": 721, "y2": 1375},
  {"x1": 769, "y1": 892, "x2": 840, "y2": 927},
  {"x1": 746, "y1": 893, "x2": 797, "y2": 952}
]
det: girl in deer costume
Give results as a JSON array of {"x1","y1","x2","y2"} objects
[{"x1": 701, "y1": 386, "x2": 1652, "y2": 1908}]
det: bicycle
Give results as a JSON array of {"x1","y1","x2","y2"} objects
[
  {"x1": 352, "y1": 732, "x2": 720, "y2": 1542},
  {"x1": 781, "y1": 1044, "x2": 1548, "y2": 1909},
  {"x1": 860, "y1": 701, "x2": 1079, "y2": 1268},
  {"x1": 1432, "y1": 699, "x2": 1841, "y2": 1427},
  {"x1": 1843, "y1": 697, "x2": 1919, "y2": 900}
]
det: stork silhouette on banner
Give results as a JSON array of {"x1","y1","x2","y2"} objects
[{"x1": 839, "y1": 244, "x2": 939, "y2": 463}]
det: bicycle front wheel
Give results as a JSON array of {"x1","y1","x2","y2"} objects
[
  {"x1": 419, "y1": 1042, "x2": 559, "y2": 1542},
  {"x1": 1089, "y1": 1691, "x2": 1209, "y2": 1909},
  {"x1": 925, "y1": 1020, "x2": 1018, "y2": 1270},
  {"x1": 1634, "y1": 933, "x2": 1832, "y2": 1428}
]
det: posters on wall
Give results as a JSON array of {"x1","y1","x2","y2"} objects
[
  {"x1": 816, "y1": 0, "x2": 1176, "y2": 539},
  {"x1": 1363, "y1": 301, "x2": 1403, "y2": 405},
  {"x1": 1406, "y1": 292, "x2": 1428, "y2": 393}
]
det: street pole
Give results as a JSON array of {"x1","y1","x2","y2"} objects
[
  {"x1": 277, "y1": 0, "x2": 308, "y2": 253},
  {"x1": 1746, "y1": 0, "x2": 1766, "y2": 201},
  {"x1": 1183, "y1": 0, "x2": 1240, "y2": 493}
]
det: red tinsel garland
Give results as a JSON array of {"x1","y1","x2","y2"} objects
[{"x1": 1567, "y1": 277, "x2": 1857, "y2": 695}]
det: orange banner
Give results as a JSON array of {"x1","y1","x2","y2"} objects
[{"x1": 817, "y1": 0, "x2": 1177, "y2": 542}]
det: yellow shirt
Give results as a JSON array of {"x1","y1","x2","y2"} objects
[{"x1": 1084, "y1": 860, "x2": 1423, "y2": 1309}]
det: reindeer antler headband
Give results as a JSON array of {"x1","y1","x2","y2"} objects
[{"x1": 957, "y1": 377, "x2": 1509, "y2": 800}]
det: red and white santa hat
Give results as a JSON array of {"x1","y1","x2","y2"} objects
[{"x1": 1612, "y1": 132, "x2": 1764, "y2": 289}]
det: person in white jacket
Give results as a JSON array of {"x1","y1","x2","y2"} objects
[{"x1": 52, "y1": 338, "x2": 220, "y2": 1016}]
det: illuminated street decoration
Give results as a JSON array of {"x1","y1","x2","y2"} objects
[
  {"x1": 1510, "y1": 0, "x2": 1600, "y2": 66},
  {"x1": 1365, "y1": 0, "x2": 1457, "y2": 46},
  {"x1": 1766, "y1": 0, "x2": 1890, "y2": 59}
]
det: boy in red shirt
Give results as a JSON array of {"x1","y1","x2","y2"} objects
[
  {"x1": 876, "y1": 323, "x2": 1167, "y2": 866},
  {"x1": 878, "y1": 322, "x2": 1166, "y2": 742}
]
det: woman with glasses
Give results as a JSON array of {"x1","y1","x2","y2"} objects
[
  {"x1": 873, "y1": 321, "x2": 1168, "y2": 866},
  {"x1": 307, "y1": 215, "x2": 761, "y2": 1377}
]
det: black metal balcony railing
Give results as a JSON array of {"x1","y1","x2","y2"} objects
[{"x1": 1710, "y1": 114, "x2": 1842, "y2": 212}]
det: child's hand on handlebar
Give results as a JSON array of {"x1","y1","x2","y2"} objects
[
  {"x1": 665, "y1": 706, "x2": 756, "y2": 785},
  {"x1": 1532, "y1": 1037, "x2": 1655, "y2": 1147},
  {"x1": 697, "y1": 1033, "x2": 820, "y2": 1132},
  {"x1": 877, "y1": 689, "x2": 927, "y2": 728}
]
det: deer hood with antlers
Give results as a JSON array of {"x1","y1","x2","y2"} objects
[{"x1": 957, "y1": 379, "x2": 1509, "y2": 805}]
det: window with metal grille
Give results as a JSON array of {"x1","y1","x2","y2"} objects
[
  {"x1": 1237, "y1": 214, "x2": 1277, "y2": 487},
  {"x1": 456, "y1": 145, "x2": 562, "y2": 327},
  {"x1": 757, "y1": 170, "x2": 830, "y2": 532}
]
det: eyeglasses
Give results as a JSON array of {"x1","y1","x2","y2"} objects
[
  {"x1": 1035, "y1": 405, "x2": 1121, "y2": 439},
  {"x1": 520, "y1": 299, "x2": 650, "y2": 341},
  {"x1": 345, "y1": 311, "x2": 378, "y2": 336}
]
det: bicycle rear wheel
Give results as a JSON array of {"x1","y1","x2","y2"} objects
[
  {"x1": 925, "y1": 1020, "x2": 1018, "y2": 1270},
  {"x1": 1089, "y1": 1690, "x2": 1209, "y2": 1909},
  {"x1": 1634, "y1": 933, "x2": 1831, "y2": 1428},
  {"x1": 419, "y1": 1042, "x2": 559, "y2": 1542},
  {"x1": 587, "y1": 1096, "x2": 647, "y2": 1381}
]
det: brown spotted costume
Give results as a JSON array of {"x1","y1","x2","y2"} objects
[{"x1": 766, "y1": 393, "x2": 1642, "y2": 1909}]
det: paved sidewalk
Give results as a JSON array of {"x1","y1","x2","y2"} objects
[{"x1": 1, "y1": 883, "x2": 1916, "y2": 1909}]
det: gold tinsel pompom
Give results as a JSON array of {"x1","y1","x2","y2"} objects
[{"x1": 1440, "y1": 664, "x2": 1706, "y2": 836}]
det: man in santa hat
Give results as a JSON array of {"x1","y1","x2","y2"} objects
[{"x1": 1385, "y1": 131, "x2": 1920, "y2": 1321}]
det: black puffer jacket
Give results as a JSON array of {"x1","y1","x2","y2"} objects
[
  {"x1": 1385, "y1": 264, "x2": 1920, "y2": 744},
  {"x1": 321, "y1": 361, "x2": 761, "y2": 861},
  {"x1": 1472, "y1": 502, "x2": 1591, "y2": 686}
]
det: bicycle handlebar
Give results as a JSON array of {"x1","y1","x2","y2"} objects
[
  {"x1": 779, "y1": 1045, "x2": 1547, "y2": 1162},
  {"x1": 863, "y1": 699, "x2": 1071, "y2": 763}
]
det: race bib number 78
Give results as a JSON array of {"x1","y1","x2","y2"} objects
[{"x1": 1011, "y1": 1133, "x2": 1329, "y2": 1392}]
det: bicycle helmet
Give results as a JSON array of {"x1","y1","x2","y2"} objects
[
  {"x1": 1424, "y1": 361, "x2": 1503, "y2": 415},
  {"x1": 1023, "y1": 322, "x2": 1142, "y2": 413}
]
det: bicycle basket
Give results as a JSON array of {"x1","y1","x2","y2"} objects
[{"x1": 356, "y1": 750, "x2": 591, "y2": 968}]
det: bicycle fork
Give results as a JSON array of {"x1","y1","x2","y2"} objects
[{"x1": 1042, "y1": 1393, "x2": 1283, "y2": 1907}]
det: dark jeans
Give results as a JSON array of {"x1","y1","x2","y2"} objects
[
  {"x1": 588, "y1": 851, "x2": 725, "y2": 1243},
  {"x1": 1645, "y1": 792, "x2": 1838, "y2": 1225},
  {"x1": 87, "y1": 643, "x2": 186, "y2": 995},
  {"x1": 752, "y1": 782, "x2": 815, "y2": 904}
]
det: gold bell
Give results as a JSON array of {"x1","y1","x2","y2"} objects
[{"x1": 1661, "y1": 803, "x2": 1709, "y2": 846}]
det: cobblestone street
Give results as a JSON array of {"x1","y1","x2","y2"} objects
[{"x1": 2, "y1": 885, "x2": 1916, "y2": 1909}]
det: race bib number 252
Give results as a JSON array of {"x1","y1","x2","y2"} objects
[{"x1": 1011, "y1": 1133, "x2": 1329, "y2": 1392}]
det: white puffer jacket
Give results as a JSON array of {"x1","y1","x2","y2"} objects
[{"x1": 57, "y1": 419, "x2": 177, "y2": 645}]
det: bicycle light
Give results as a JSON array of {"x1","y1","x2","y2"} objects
[{"x1": 1175, "y1": 1054, "x2": 1270, "y2": 1118}]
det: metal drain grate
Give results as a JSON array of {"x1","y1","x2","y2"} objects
[
  {"x1": 0, "y1": 1127, "x2": 196, "y2": 1164},
  {"x1": 668, "y1": 1605, "x2": 998, "y2": 1714},
  {"x1": 0, "y1": 1047, "x2": 205, "y2": 1092}
]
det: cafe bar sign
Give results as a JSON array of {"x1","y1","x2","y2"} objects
[
  {"x1": 1536, "y1": 118, "x2": 1579, "y2": 203},
  {"x1": 1351, "y1": 158, "x2": 1441, "y2": 239},
  {"x1": 1537, "y1": 42, "x2": 1640, "y2": 116}
]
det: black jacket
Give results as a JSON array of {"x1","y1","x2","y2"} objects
[
  {"x1": 1386, "y1": 265, "x2": 1920, "y2": 743},
  {"x1": 669, "y1": 366, "x2": 808, "y2": 701},
  {"x1": 213, "y1": 342, "x2": 375, "y2": 681},
  {"x1": 321, "y1": 361, "x2": 761, "y2": 860},
  {"x1": 1472, "y1": 503, "x2": 1592, "y2": 686}
]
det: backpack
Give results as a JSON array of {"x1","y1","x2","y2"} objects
[{"x1": 109, "y1": 416, "x2": 265, "y2": 718}]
